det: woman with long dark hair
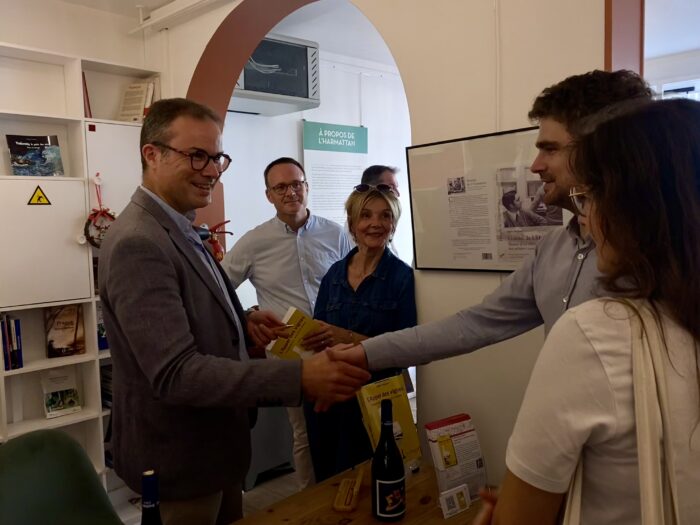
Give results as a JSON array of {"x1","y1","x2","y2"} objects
[{"x1": 478, "y1": 99, "x2": 700, "y2": 524}]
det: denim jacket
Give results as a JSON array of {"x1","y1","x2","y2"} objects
[{"x1": 314, "y1": 247, "x2": 416, "y2": 337}]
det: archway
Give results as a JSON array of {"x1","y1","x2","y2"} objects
[{"x1": 186, "y1": 0, "x2": 316, "y2": 238}]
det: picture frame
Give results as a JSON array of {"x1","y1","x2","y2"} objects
[{"x1": 407, "y1": 127, "x2": 567, "y2": 272}]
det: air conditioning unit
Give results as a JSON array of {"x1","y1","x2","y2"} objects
[{"x1": 228, "y1": 34, "x2": 320, "y2": 116}]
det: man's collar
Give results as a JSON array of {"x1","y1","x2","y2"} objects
[
  {"x1": 275, "y1": 209, "x2": 312, "y2": 233},
  {"x1": 140, "y1": 185, "x2": 196, "y2": 228},
  {"x1": 565, "y1": 215, "x2": 594, "y2": 246}
]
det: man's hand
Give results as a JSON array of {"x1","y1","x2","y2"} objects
[
  {"x1": 311, "y1": 344, "x2": 369, "y2": 412},
  {"x1": 246, "y1": 309, "x2": 284, "y2": 348},
  {"x1": 302, "y1": 349, "x2": 370, "y2": 411},
  {"x1": 327, "y1": 343, "x2": 369, "y2": 370}
]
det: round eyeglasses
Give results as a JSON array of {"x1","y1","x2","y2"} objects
[
  {"x1": 569, "y1": 186, "x2": 590, "y2": 216},
  {"x1": 268, "y1": 180, "x2": 307, "y2": 195},
  {"x1": 152, "y1": 142, "x2": 231, "y2": 174},
  {"x1": 353, "y1": 183, "x2": 395, "y2": 194}
]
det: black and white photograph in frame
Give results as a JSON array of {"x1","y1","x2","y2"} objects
[{"x1": 406, "y1": 127, "x2": 571, "y2": 271}]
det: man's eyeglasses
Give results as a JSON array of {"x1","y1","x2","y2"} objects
[
  {"x1": 353, "y1": 183, "x2": 395, "y2": 195},
  {"x1": 152, "y1": 142, "x2": 231, "y2": 174},
  {"x1": 569, "y1": 186, "x2": 590, "y2": 216},
  {"x1": 268, "y1": 180, "x2": 307, "y2": 195}
]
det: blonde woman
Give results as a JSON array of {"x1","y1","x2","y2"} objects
[{"x1": 303, "y1": 184, "x2": 416, "y2": 481}]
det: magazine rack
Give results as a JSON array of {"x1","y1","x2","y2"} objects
[{"x1": 0, "y1": 41, "x2": 159, "y2": 523}]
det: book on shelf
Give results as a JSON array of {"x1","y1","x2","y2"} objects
[
  {"x1": 41, "y1": 366, "x2": 82, "y2": 419},
  {"x1": 82, "y1": 71, "x2": 92, "y2": 118},
  {"x1": 6, "y1": 134, "x2": 64, "y2": 176},
  {"x1": 1, "y1": 314, "x2": 23, "y2": 371},
  {"x1": 96, "y1": 302, "x2": 109, "y2": 351},
  {"x1": 142, "y1": 75, "x2": 161, "y2": 117},
  {"x1": 45, "y1": 304, "x2": 86, "y2": 358},
  {"x1": 356, "y1": 374, "x2": 422, "y2": 466},
  {"x1": 265, "y1": 306, "x2": 319, "y2": 360},
  {"x1": 100, "y1": 363, "x2": 113, "y2": 409},
  {"x1": 116, "y1": 80, "x2": 158, "y2": 122},
  {"x1": 93, "y1": 257, "x2": 100, "y2": 294}
]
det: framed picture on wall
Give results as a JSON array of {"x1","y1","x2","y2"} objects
[{"x1": 407, "y1": 127, "x2": 566, "y2": 272}]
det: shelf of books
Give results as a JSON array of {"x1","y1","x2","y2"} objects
[{"x1": 0, "y1": 40, "x2": 159, "y2": 493}]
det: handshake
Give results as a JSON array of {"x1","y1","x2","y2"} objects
[
  {"x1": 247, "y1": 310, "x2": 373, "y2": 411},
  {"x1": 301, "y1": 343, "x2": 370, "y2": 412}
]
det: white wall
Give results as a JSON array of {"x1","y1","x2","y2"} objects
[
  {"x1": 223, "y1": 51, "x2": 412, "y2": 307},
  {"x1": 142, "y1": 0, "x2": 244, "y2": 100},
  {"x1": 0, "y1": 0, "x2": 144, "y2": 66},
  {"x1": 645, "y1": 48, "x2": 700, "y2": 90}
]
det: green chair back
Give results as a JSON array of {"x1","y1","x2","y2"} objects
[{"x1": 0, "y1": 429, "x2": 122, "y2": 525}]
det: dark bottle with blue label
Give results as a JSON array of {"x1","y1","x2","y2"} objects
[
  {"x1": 371, "y1": 399, "x2": 406, "y2": 521},
  {"x1": 141, "y1": 469, "x2": 163, "y2": 525}
]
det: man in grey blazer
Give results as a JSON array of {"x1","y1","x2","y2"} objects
[{"x1": 99, "y1": 98, "x2": 369, "y2": 525}]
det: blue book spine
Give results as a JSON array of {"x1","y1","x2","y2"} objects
[
  {"x1": 1, "y1": 317, "x2": 10, "y2": 371},
  {"x1": 13, "y1": 318, "x2": 23, "y2": 368}
]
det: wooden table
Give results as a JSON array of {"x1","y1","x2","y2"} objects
[{"x1": 239, "y1": 461, "x2": 481, "y2": 524}]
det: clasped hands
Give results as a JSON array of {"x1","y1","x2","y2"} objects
[{"x1": 246, "y1": 310, "x2": 369, "y2": 411}]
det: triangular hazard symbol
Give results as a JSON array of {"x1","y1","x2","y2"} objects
[{"x1": 28, "y1": 186, "x2": 51, "y2": 205}]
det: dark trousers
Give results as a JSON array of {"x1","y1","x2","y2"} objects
[{"x1": 304, "y1": 397, "x2": 373, "y2": 482}]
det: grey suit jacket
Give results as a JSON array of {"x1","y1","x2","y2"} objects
[{"x1": 99, "y1": 188, "x2": 302, "y2": 499}]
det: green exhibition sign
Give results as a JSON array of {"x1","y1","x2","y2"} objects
[{"x1": 303, "y1": 121, "x2": 368, "y2": 154}]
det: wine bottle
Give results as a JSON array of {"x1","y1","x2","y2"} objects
[
  {"x1": 141, "y1": 469, "x2": 163, "y2": 525},
  {"x1": 371, "y1": 399, "x2": 406, "y2": 521}
]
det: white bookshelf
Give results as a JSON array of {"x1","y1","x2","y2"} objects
[{"x1": 0, "y1": 43, "x2": 159, "y2": 517}]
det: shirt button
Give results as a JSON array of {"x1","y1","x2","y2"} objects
[
  {"x1": 577, "y1": 253, "x2": 584, "y2": 260},
  {"x1": 562, "y1": 297, "x2": 568, "y2": 303}
]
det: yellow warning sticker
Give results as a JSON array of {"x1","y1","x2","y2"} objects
[{"x1": 28, "y1": 186, "x2": 51, "y2": 205}]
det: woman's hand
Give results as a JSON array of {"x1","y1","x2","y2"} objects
[{"x1": 303, "y1": 320, "x2": 351, "y2": 352}]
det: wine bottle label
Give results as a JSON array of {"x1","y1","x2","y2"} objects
[{"x1": 375, "y1": 476, "x2": 406, "y2": 518}]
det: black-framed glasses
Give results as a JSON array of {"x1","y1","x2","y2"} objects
[
  {"x1": 353, "y1": 183, "x2": 395, "y2": 195},
  {"x1": 569, "y1": 186, "x2": 590, "y2": 216},
  {"x1": 268, "y1": 180, "x2": 307, "y2": 195},
  {"x1": 152, "y1": 141, "x2": 231, "y2": 174}
]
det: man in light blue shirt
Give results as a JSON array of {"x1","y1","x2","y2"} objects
[
  {"x1": 222, "y1": 157, "x2": 351, "y2": 488},
  {"x1": 331, "y1": 70, "x2": 653, "y2": 373}
]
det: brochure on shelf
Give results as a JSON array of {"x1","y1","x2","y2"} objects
[{"x1": 41, "y1": 366, "x2": 82, "y2": 419}]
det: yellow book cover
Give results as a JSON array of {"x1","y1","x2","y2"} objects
[
  {"x1": 356, "y1": 374, "x2": 421, "y2": 465},
  {"x1": 265, "y1": 307, "x2": 319, "y2": 360}
]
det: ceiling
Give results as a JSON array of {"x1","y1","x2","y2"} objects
[{"x1": 60, "y1": 0, "x2": 700, "y2": 63}]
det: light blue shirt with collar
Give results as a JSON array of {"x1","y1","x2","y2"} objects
[
  {"x1": 139, "y1": 185, "x2": 248, "y2": 360},
  {"x1": 364, "y1": 217, "x2": 602, "y2": 370},
  {"x1": 222, "y1": 211, "x2": 352, "y2": 319}
]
